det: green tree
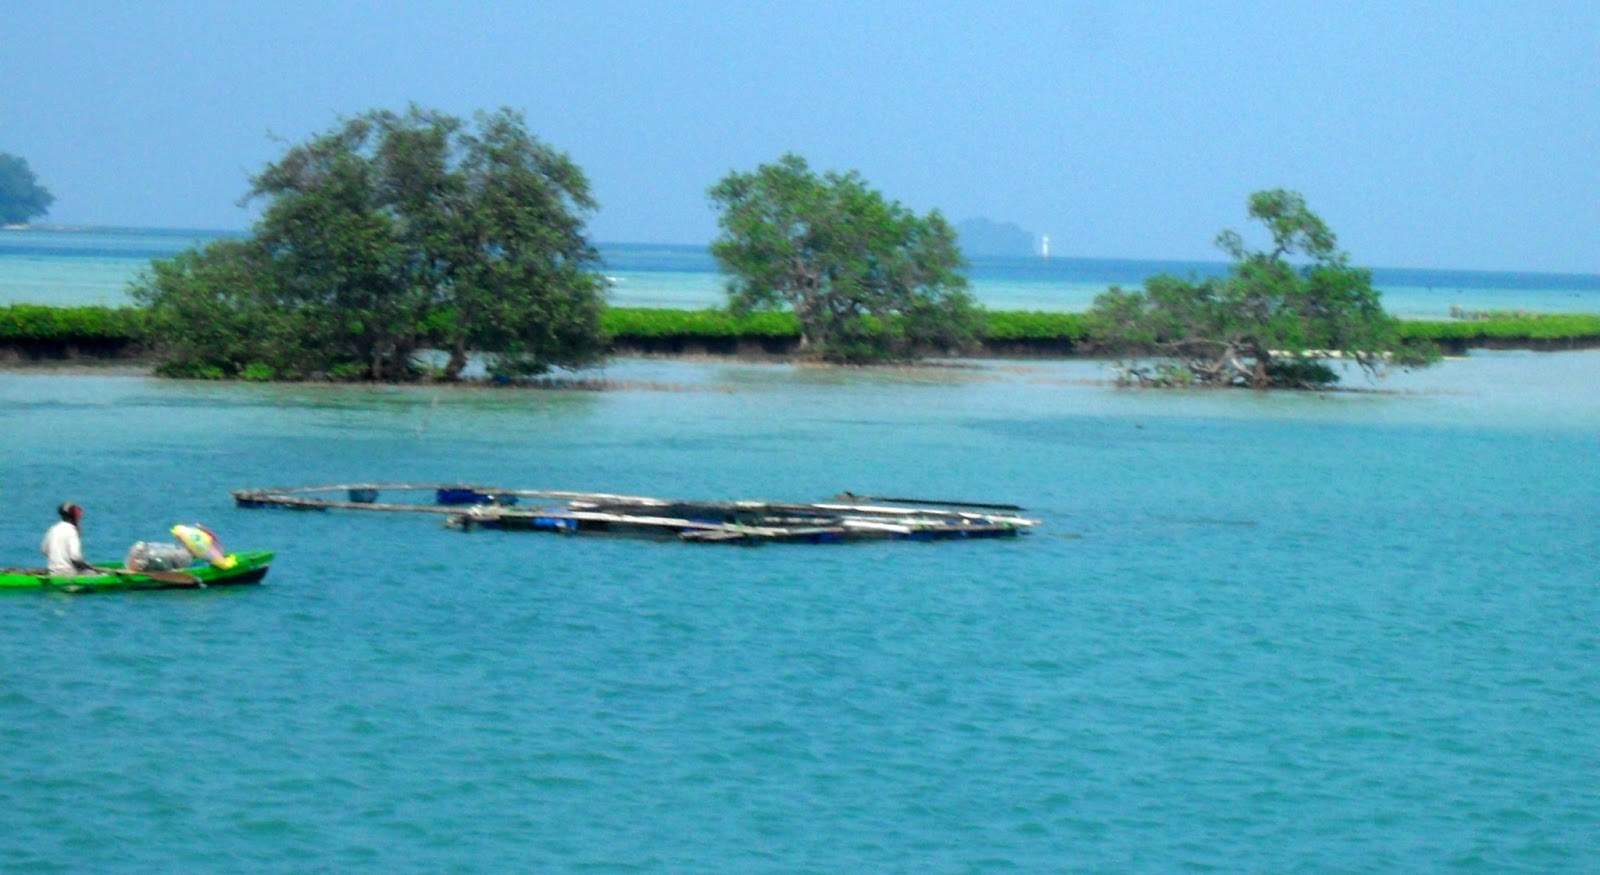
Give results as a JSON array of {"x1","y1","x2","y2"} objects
[
  {"x1": 133, "y1": 106, "x2": 607, "y2": 381},
  {"x1": 133, "y1": 239, "x2": 287, "y2": 379},
  {"x1": 0, "y1": 152, "x2": 55, "y2": 224},
  {"x1": 708, "y1": 153, "x2": 980, "y2": 363},
  {"x1": 1086, "y1": 189, "x2": 1436, "y2": 389}
]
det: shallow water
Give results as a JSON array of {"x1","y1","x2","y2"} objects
[{"x1": 2, "y1": 352, "x2": 1597, "y2": 871}]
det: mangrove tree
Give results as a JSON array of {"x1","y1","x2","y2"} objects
[
  {"x1": 133, "y1": 106, "x2": 607, "y2": 381},
  {"x1": 708, "y1": 153, "x2": 980, "y2": 363},
  {"x1": 1086, "y1": 189, "x2": 1437, "y2": 389}
]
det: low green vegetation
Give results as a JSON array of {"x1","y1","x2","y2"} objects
[
  {"x1": 982, "y1": 311, "x2": 1091, "y2": 342},
  {"x1": 602, "y1": 307, "x2": 798, "y2": 340},
  {"x1": 0, "y1": 304, "x2": 145, "y2": 342},
  {"x1": 8, "y1": 303, "x2": 1597, "y2": 371},
  {"x1": 1399, "y1": 312, "x2": 1600, "y2": 343}
]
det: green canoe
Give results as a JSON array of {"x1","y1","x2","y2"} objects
[{"x1": 0, "y1": 550, "x2": 274, "y2": 592}]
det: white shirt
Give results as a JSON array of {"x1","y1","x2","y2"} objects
[{"x1": 40, "y1": 521, "x2": 86, "y2": 576}]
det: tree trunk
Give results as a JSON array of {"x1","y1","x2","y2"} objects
[{"x1": 444, "y1": 341, "x2": 468, "y2": 380}]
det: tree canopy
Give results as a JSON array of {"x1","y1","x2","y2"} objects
[
  {"x1": 1086, "y1": 189, "x2": 1437, "y2": 389},
  {"x1": 708, "y1": 153, "x2": 980, "y2": 363},
  {"x1": 0, "y1": 152, "x2": 55, "y2": 224},
  {"x1": 133, "y1": 107, "x2": 607, "y2": 381}
]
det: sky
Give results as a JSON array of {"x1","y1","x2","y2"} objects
[{"x1": 4, "y1": 1, "x2": 1597, "y2": 273}]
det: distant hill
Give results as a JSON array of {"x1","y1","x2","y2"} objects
[{"x1": 955, "y1": 218, "x2": 1038, "y2": 257}]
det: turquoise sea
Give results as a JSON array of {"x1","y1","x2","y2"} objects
[
  {"x1": 3, "y1": 229, "x2": 1599, "y2": 872},
  {"x1": 3, "y1": 226, "x2": 1599, "y2": 317}
]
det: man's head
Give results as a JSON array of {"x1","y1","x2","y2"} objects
[{"x1": 57, "y1": 503, "x2": 83, "y2": 525}]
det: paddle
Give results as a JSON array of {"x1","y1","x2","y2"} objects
[{"x1": 97, "y1": 567, "x2": 205, "y2": 587}]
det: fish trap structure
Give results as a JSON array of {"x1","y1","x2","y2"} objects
[{"x1": 231, "y1": 484, "x2": 1040, "y2": 544}]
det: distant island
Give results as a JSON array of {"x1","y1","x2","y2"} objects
[{"x1": 955, "y1": 218, "x2": 1041, "y2": 257}]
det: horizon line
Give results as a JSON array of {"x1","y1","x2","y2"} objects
[{"x1": 4, "y1": 223, "x2": 1595, "y2": 280}]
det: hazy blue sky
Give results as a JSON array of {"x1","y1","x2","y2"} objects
[{"x1": 5, "y1": 1, "x2": 1597, "y2": 272}]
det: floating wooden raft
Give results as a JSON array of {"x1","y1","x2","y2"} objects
[{"x1": 230, "y1": 484, "x2": 1040, "y2": 544}]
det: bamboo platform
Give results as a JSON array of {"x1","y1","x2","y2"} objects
[{"x1": 230, "y1": 483, "x2": 1040, "y2": 544}]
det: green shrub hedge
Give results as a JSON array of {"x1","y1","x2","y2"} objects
[
  {"x1": 4, "y1": 303, "x2": 1598, "y2": 355},
  {"x1": 0, "y1": 304, "x2": 147, "y2": 342},
  {"x1": 601, "y1": 307, "x2": 799, "y2": 339},
  {"x1": 1397, "y1": 313, "x2": 1600, "y2": 342},
  {"x1": 982, "y1": 310, "x2": 1092, "y2": 341}
]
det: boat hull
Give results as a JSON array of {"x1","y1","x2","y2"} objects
[{"x1": 0, "y1": 550, "x2": 274, "y2": 592}]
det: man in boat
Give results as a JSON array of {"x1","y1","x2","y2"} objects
[{"x1": 41, "y1": 503, "x2": 95, "y2": 576}]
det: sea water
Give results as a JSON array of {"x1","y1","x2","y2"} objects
[
  {"x1": 4, "y1": 227, "x2": 1599, "y2": 316},
  {"x1": 3, "y1": 228, "x2": 1599, "y2": 871},
  {"x1": 1, "y1": 349, "x2": 1598, "y2": 872}
]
